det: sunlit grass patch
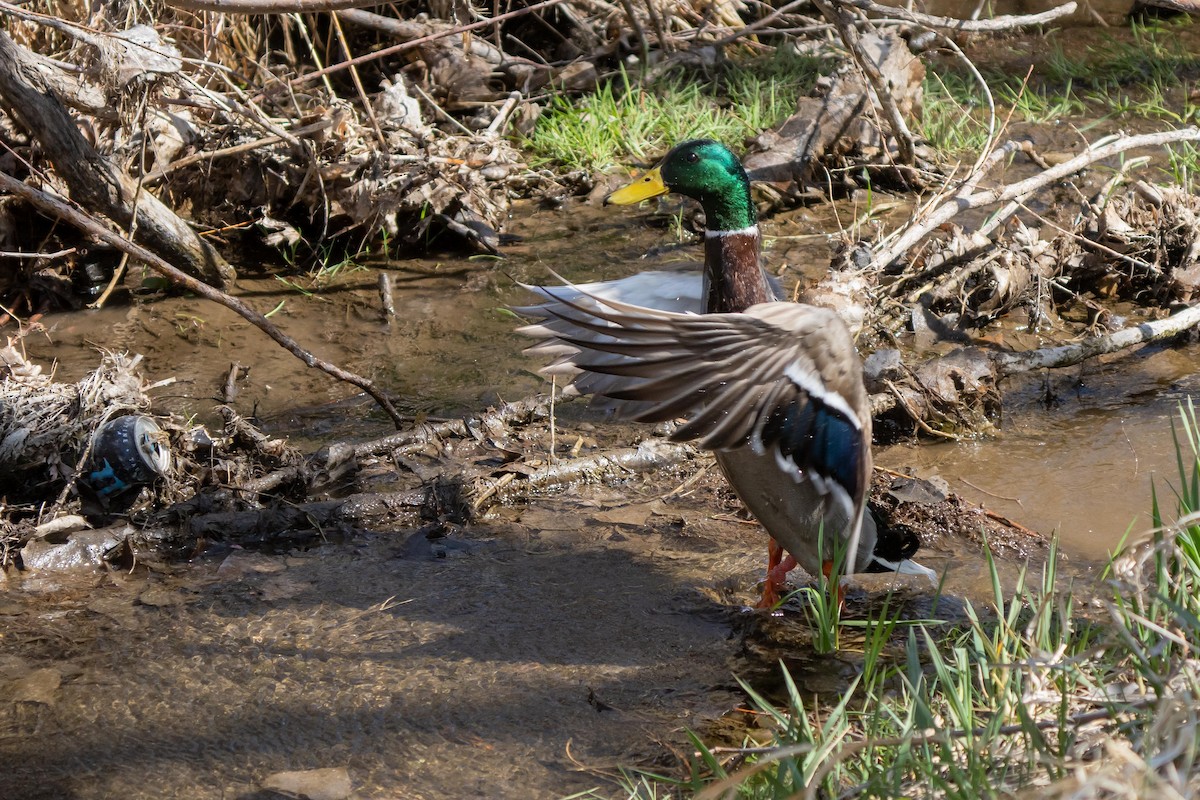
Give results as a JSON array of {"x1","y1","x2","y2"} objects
[
  {"x1": 923, "y1": 18, "x2": 1199, "y2": 150},
  {"x1": 1002, "y1": 18, "x2": 1199, "y2": 127},
  {"x1": 1043, "y1": 18, "x2": 1200, "y2": 90},
  {"x1": 523, "y1": 55, "x2": 825, "y2": 173},
  {"x1": 1165, "y1": 142, "x2": 1200, "y2": 194},
  {"x1": 920, "y1": 71, "x2": 991, "y2": 155},
  {"x1": 993, "y1": 79, "x2": 1087, "y2": 125}
]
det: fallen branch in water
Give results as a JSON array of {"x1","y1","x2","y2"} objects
[
  {"x1": 991, "y1": 303, "x2": 1200, "y2": 377},
  {"x1": 185, "y1": 488, "x2": 429, "y2": 540},
  {"x1": 486, "y1": 439, "x2": 698, "y2": 507},
  {"x1": 351, "y1": 392, "x2": 564, "y2": 459},
  {"x1": 233, "y1": 392, "x2": 565, "y2": 501},
  {"x1": 867, "y1": 303, "x2": 1200, "y2": 431},
  {"x1": 0, "y1": 171, "x2": 407, "y2": 428}
]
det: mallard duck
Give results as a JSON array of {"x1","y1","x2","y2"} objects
[{"x1": 517, "y1": 140, "x2": 933, "y2": 605}]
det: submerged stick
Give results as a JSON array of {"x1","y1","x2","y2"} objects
[
  {"x1": 351, "y1": 393, "x2": 564, "y2": 459},
  {"x1": 0, "y1": 172, "x2": 407, "y2": 428}
]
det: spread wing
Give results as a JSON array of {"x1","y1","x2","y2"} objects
[{"x1": 515, "y1": 283, "x2": 872, "y2": 516}]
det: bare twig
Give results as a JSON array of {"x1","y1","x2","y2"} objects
[
  {"x1": 378, "y1": 272, "x2": 396, "y2": 320},
  {"x1": 165, "y1": 0, "x2": 461, "y2": 12},
  {"x1": 485, "y1": 91, "x2": 523, "y2": 136},
  {"x1": 144, "y1": 119, "x2": 332, "y2": 184},
  {"x1": 286, "y1": 0, "x2": 570, "y2": 88},
  {"x1": 488, "y1": 439, "x2": 697, "y2": 504},
  {"x1": 0, "y1": 248, "x2": 76, "y2": 260},
  {"x1": 851, "y1": 0, "x2": 1078, "y2": 31},
  {"x1": 329, "y1": 11, "x2": 386, "y2": 146},
  {"x1": 710, "y1": 0, "x2": 814, "y2": 46},
  {"x1": 617, "y1": 0, "x2": 652, "y2": 64},
  {"x1": 350, "y1": 392, "x2": 564, "y2": 459}
]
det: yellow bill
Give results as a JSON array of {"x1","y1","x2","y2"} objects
[{"x1": 605, "y1": 166, "x2": 667, "y2": 205}]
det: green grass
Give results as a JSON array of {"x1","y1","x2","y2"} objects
[
  {"x1": 1165, "y1": 142, "x2": 1200, "y2": 193},
  {"x1": 530, "y1": 20, "x2": 1198, "y2": 176},
  {"x1": 922, "y1": 18, "x2": 1200, "y2": 155},
  {"x1": 920, "y1": 71, "x2": 992, "y2": 155},
  {"x1": 604, "y1": 399, "x2": 1200, "y2": 798},
  {"x1": 523, "y1": 55, "x2": 825, "y2": 173}
]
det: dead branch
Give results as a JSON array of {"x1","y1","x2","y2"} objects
[
  {"x1": 164, "y1": 0, "x2": 433, "y2": 12},
  {"x1": 850, "y1": 0, "x2": 1078, "y2": 31},
  {"x1": 336, "y1": 9, "x2": 506, "y2": 66},
  {"x1": 0, "y1": 31, "x2": 234, "y2": 287},
  {"x1": 991, "y1": 303, "x2": 1200, "y2": 377},
  {"x1": 712, "y1": 0, "x2": 817, "y2": 46},
  {"x1": 873, "y1": 128, "x2": 1200, "y2": 270},
  {"x1": 352, "y1": 392, "x2": 562, "y2": 460},
  {"x1": 185, "y1": 488, "x2": 428, "y2": 540},
  {"x1": 867, "y1": 301, "x2": 1200, "y2": 432},
  {"x1": 231, "y1": 392, "x2": 563, "y2": 501},
  {"x1": 0, "y1": 172, "x2": 407, "y2": 428},
  {"x1": 289, "y1": 0, "x2": 569, "y2": 87},
  {"x1": 488, "y1": 439, "x2": 697, "y2": 505},
  {"x1": 144, "y1": 118, "x2": 333, "y2": 185}
]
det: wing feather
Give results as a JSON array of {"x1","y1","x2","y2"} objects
[{"x1": 516, "y1": 281, "x2": 871, "y2": 504}]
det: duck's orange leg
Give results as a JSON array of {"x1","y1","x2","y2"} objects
[
  {"x1": 821, "y1": 559, "x2": 846, "y2": 608},
  {"x1": 756, "y1": 538, "x2": 798, "y2": 608}
]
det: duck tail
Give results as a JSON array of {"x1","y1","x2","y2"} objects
[
  {"x1": 869, "y1": 556, "x2": 938, "y2": 584},
  {"x1": 843, "y1": 502, "x2": 864, "y2": 578}
]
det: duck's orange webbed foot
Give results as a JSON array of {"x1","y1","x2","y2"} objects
[{"x1": 756, "y1": 539, "x2": 798, "y2": 608}]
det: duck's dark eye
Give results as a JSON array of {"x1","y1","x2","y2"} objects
[{"x1": 685, "y1": 152, "x2": 699, "y2": 163}]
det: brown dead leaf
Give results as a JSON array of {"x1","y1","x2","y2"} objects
[
  {"x1": 591, "y1": 501, "x2": 671, "y2": 526},
  {"x1": 9, "y1": 667, "x2": 62, "y2": 704},
  {"x1": 260, "y1": 767, "x2": 352, "y2": 800}
]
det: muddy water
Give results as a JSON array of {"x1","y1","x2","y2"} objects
[
  {"x1": 2, "y1": 191, "x2": 1196, "y2": 798},
  {"x1": 878, "y1": 344, "x2": 1200, "y2": 561}
]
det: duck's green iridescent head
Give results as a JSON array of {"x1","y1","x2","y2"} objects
[{"x1": 606, "y1": 139, "x2": 756, "y2": 232}]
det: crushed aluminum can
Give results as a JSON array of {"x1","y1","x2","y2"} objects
[{"x1": 84, "y1": 415, "x2": 171, "y2": 497}]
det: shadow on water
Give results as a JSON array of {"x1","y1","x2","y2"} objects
[{"x1": 0, "y1": 522, "x2": 744, "y2": 800}]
